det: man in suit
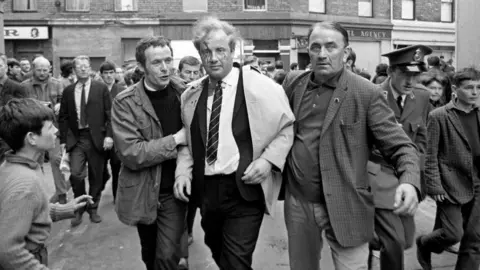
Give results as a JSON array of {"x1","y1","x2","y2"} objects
[
  {"x1": 59, "y1": 55, "x2": 113, "y2": 227},
  {"x1": 174, "y1": 17, "x2": 295, "y2": 270},
  {"x1": 22, "y1": 56, "x2": 68, "y2": 204},
  {"x1": 0, "y1": 54, "x2": 30, "y2": 163},
  {"x1": 367, "y1": 45, "x2": 432, "y2": 270},
  {"x1": 281, "y1": 21, "x2": 421, "y2": 270},
  {"x1": 99, "y1": 60, "x2": 125, "y2": 203},
  {"x1": 417, "y1": 68, "x2": 480, "y2": 270}
]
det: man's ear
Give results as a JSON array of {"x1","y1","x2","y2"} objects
[
  {"x1": 25, "y1": 132, "x2": 37, "y2": 147},
  {"x1": 451, "y1": 84, "x2": 457, "y2": 93},
  {"x1": 137, "y1": 62, "x2": 145, "y2": 73}
]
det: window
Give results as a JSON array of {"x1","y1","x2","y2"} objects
[
  {"x1": 358, "y1": 0, "x2": 372, "y2": 17},
  {"x1": 13, "y1": 0, "x2": 37, "y2": 11},
  {"x1": 244, "y1": 0, "x2": 266, "y2": 11},
  {"x1": 183, "y1": 0, "x2": 207, "y2": 12},
  {"x1": 441, "y1": 0, "x2": 454, "y2": 22},
  {"x1": 122, "y1": 38, "x2": 140, "y2": 64},
  {"x1": 65, "y1": 0, "x2": 90, "y2": 11},
  {"x1": 309, "y1": 0, "x2": 325, "y2": 13},
  {"x1": 401, "y1": 0, "x2": 415, "y2": 20},
  {"x1": 115, "y1": 0, "x2": 137, "y2": 11}
]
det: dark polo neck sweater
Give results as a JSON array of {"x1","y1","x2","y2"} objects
[
  {"x1": 287, "y1": 70, "x2": 341, "y2": 203},
  {"x1": 455, "y1": 107, "x2": 480, "y2": 179},
  {"x1": 144, "y1": 82, "x2": 182, "y2": 193}
]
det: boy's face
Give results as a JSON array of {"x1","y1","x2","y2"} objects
[
  {"x1": 30, "y1": 120, "x2": 57, "y2": 151},
  {"x1": 454, "y1": 80, "x2": 480, "y2": 106}
]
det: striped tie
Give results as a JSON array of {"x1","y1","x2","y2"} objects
[{"x1": 206, "y1": 81, "x2": 223, "y2": 165}]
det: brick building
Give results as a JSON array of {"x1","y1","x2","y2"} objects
[
  {"x1": 391, "y1": 0, "x2": 456, "y2": 62},
  {"x1": 2, "y1": 0, "x2": 455, "y2": 75}
]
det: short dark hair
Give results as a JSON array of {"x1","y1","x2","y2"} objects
[
  {"x1": 60, "y1": 60, "x2": 74, "y2": 78},
  {"x1": 307, "y1": 21, "x2": 349, "y2": 47},
  {"x1": 274, "y1": 70, "x2": 287, "y2": 85},
  {"x1": 452, "y1": 67, "x2": 480, "y2": 87},
  {"x1": 375, "y1": 63, "x2": 389, "y2": 76},
  {"x1": 266, "y1": 65, "x2": 275, "y2": 72},
  {"x1": 7, "y1": 58, "x2": 20, "y2": 68},
  {"x1": 275, "y1": 60, "x2": 284, "y2": 69},
  {"x1": 428, "y1": 56, "x2": 441, "y2": 67},
  {"x1": 258, "y1": 60, "x2": 266, "y2": 66},
  {"x1": 99, "y1": 60, "x2": 117, "y2": 74},
  {"x1": 178, "y1": 56, "x2": 201, "y2": 71},
  {"x1": 290, "y1": 62, "x2": 298, "y2": 70},
  {"x1": 135, "y1": 36, "x2": 173, "y2": 68},
  {"x1": 0, "y1": 98, "x2": 55, "y2": 152},
  {"x1": 131, "y1": 66, "x2": 144, "y2": 84}
]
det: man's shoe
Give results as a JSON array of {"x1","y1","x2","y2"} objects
[
  {"x1": 58, "y1": 194, "x2": 67, "y2": 205},
  {"x1": 178, "y1": 258, "x2": 188, "y2": 270},
  {"x1": 71, "y1": 211, "x2": 84, "y2": 227},
  {"x1": 188, "y1": 234, "x2": 193, "y2": 246},
  {"x1": 416, "y1": 236, "x2": 432, "y2": 270},
  {"x1": 88, "y1": 209, "x2": 102, "y2": 223}
]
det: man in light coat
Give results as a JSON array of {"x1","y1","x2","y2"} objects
[{"x1": 174, "y1": 17, "x2": 294, "y2": 270}]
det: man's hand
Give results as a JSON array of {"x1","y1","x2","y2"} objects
[
  {"x1": 393, "y1": 183, "x2": 419, "y2": 216},
  {"x1": 241, "y1": 158, "x2": 272, "y2": 185},
  {"x1": 73, "y1": 195, "x2": 93, "y2": 212},
  {"x1": 54, "y1": 103, "x2": 61, "y2": 115},
  {"x1": 103, "y1": 137, "x2": 113, "y2": 150},
  {"x1": 432, "y1": 194, "x2": 446, "y2": 202},
  {"x1": 173, "y1": 128, "x2": 187, "y2": 146},
  {"x1": 174, "y1": 176, "x2": 191, "y2": 202}
]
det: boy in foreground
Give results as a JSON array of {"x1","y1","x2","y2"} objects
[
  {"x1": 0, "y1": 98, "x2": 92, "y2": 269},
  {"x1": 417, "y1": 68, "x2": 480, "y2": 270}
]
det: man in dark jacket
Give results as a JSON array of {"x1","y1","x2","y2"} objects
[
  {"x1": 0, "y1": 54, "x2": 30, "y2": 163},
  {"x1": 111, "y1": 36, "x2": 188, "y2": 270}
]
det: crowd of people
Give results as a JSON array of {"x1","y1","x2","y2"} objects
[{"x1": 0, "y1": 16, "x2": 479, "y2": 270}]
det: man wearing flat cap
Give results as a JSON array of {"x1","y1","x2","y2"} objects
[{"x1": 367, "y1": 44, "x2": 432, "y2": 270}]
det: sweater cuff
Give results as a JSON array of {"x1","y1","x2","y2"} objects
[{"x1": 50, "y1": 201, "x2": 76, "y2": 222}]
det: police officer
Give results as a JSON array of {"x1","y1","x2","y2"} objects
[{"x1": 367, "y1": 45, "x2": 432, "y2": 270}]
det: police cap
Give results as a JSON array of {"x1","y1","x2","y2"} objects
[{"x1": 382, "y1": 45, "x2": 433, "y2": 73}]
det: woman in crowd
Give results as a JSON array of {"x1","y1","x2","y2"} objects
[{"x1": 419, "y1": 69, "x2": 452, "y2": 108}]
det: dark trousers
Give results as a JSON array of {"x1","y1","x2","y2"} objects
[
  {"x1": 69, "y1": 129, "x2": 105, "y2": 209},
  {"x1": 373, "y1": 208, "x2": 415, "y2": 270},
  {"x1": 32, "y1": 246, "x2": 48, "y2": 266},
  {"x1": 137, "y1": 193, "x2": 187, "y2": 270},
  {"x1": 102, "y1": 147, "x2": 121, "y2": 201},
  {"x1": 422, "y1": 183, "x2": 480, "y2": 270},
  {"x1": 180, "y1": 201, "x2": 197, "y2": 258},
  {"x1": 201, "y1": 174, "x2": 264, "y2": 270}
]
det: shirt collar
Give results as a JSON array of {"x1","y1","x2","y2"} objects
[
  {"x1": 78, "y1": 78, "x2": 91, "y2": 88},
  {"x1": 308, "y1": 69, "x2": 343, "y2": 89},
  {"x1": 210, "y1": 67, "x2": 239, "y2": 87},
  {"x1": 4, "y1": 151, "x2": 39, "y2": 170},
  {"x1": 390, "y1": 80, "x2": 406, "y2": 101},
  {"x1": 450, "y1": 99, "x2": 480, "y2": 113}
]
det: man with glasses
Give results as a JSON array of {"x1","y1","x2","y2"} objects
[
  {"x1": 59, "y1": 55, "x2": 113, "y2": 227},
  {"x1": 22, "y1": 56, "x2": 68, "y2": 204}
]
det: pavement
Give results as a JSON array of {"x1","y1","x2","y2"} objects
[{"x1": 41, "y1": 164, "x2": 459, "y2": 270}]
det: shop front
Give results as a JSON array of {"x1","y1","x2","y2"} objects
[
  {"x1": 4, "y1": 26, "x2": 52, "y2": 62},
  {"x1": 392, "y1": 20, "x2": 456, "y2": 65}
]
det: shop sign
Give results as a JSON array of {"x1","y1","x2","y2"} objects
[
  {"x1": 346, "y1": 29, "x2": 391, "y2": 40},
  {"x1": 295, "y1": 28, "x2": 391, "y2": 49},
  {"x1": 4, "y1": 26, "x2": 49, "y2": 40}
]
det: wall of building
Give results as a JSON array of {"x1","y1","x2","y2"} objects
[
  {"x1": 393, "y1": 0, "x2": 443, "y2": 21},
  {"x1": 456, "y1": 0, "x2": 480, "y2": 69}
]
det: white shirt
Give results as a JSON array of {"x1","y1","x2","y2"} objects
[
  {"x1": 390, "y1": 81, "x2": 406, "y2": 108},
  {"x1": 204, "y1": 68, "x2": 240, "y2": 176},
  {"x1": 74, "y1": 78, "x2": 91, "y2": 129}
]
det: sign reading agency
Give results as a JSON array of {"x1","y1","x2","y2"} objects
[{"x1": 4, "y1": 26, "x2": 49, "y2": 40}]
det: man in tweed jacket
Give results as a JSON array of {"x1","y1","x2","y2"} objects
[
  {"x1": 416, "y1": 68, "x2": 480, "y2": 270},
  {"x1": 282, "y1": 21, "x2": 421, "y2": 270}
]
